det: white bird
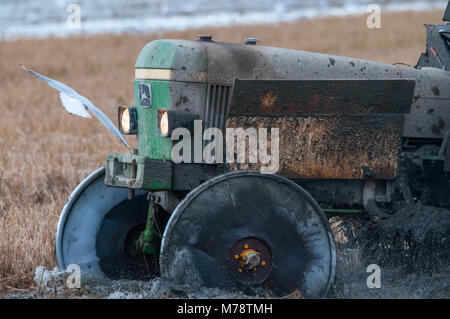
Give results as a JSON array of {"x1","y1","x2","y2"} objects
[{"x1": 22, "y1": 65, "x2": 131, "y2": 151}]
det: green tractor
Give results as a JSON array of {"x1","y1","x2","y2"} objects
[{"x1": 26, "y1": 4, "x2": 450, "y2": 298}]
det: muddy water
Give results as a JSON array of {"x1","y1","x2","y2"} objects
[
  {"x1": 329, "y1": 205, "x2": 450, "y2": 299},
  {"x1": 7, "y1": 203, "x2": 448, "y2": 299}
]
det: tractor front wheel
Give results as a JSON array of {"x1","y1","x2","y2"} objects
[{"x1": 56, "y1": 167, "x2": 163, "y2": 280}]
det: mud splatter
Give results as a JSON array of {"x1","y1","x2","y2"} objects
[
  {"x1": 5, "y1": 204, "x2": 450, "y2": 299},
  {"x1": 329, "y1": 204, "x2": 450, "y2": 298}
]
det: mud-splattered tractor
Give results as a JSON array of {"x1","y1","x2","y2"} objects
[{"x1": 55, "y1": 4, "x2": 450, "y2": 298}]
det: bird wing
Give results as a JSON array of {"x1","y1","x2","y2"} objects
[
  {"x1": 22, "y1": 65, "x2": 131, "y2": 151},
  {"x1": 59, "y1": 92, "x2": 91, "y2": 118}
]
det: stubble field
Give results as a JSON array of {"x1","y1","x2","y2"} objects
[{"x1": 0, "y1": 9, "x2": 446, "y2": 295}]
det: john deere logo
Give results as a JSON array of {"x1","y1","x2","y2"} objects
[{"x1": 139, "y1": 83, "x2": 152, "y2": 108}]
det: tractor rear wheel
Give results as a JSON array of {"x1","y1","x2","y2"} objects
[{"x1": 159, "y1": 170, "x2": 336, "y2": 298}]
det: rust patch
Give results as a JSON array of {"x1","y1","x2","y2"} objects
[
  {"x1": 230, "y1": 79, "x2": 415, "y2": 116},
  {"x1": 260, "y1": 91, "x2": 278, "y2": 112},
  {"x1": 306, "y1": 93, "x2": 321, "y2": 111},
  {"x1": 226, "y1": 114, "x2": 403, "y2": 180}
]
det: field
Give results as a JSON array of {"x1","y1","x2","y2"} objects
[{"x1": 0, "y1": 9, "x2": 446, "y2": 294}]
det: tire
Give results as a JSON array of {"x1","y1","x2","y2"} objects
[
  {"x1": 160, "y1": 170, "x2": 336, "y2": 298},
  {"x1": 55, "y1": 167, "x2": 151, "y2": 280}
]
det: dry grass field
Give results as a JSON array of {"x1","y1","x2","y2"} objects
[{"x1": 0, "y1": 9, "x2": 445, "y2": 293}]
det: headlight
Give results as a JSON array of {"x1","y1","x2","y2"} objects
[
  {"x1": 121, "y1": 108, "x2": 130, "y2": 132},
  {"x1": 118, "y1": 106, "x2": 137, "y2": 135},
  {"x1": 160, "y1": 110, "x2": 169, "y2": 137},
  {"x1": 158, "y1": 109, "x2": 199, "y2": 137}
]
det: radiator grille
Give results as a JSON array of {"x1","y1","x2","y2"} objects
[{"x1": 204, "y1": 84, "x2": 232, "y2": 131}]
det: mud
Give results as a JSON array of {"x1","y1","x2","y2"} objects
[
  {"x1": 226, "y1": 115, "x2": 403, "y2": 179},
  {"x1": 3, "y1": 204, "x2": 449, "y2": 299},
  {"x1": 10, "y1": 275, "x2": 255, "y2": 299},
  {"x1": 329, "y1": 203, "x2": 450, "y2": 298}
]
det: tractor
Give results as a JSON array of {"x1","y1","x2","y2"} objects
[{"x1": 54, "y1": 4, "x2": 450, "y2": 298}]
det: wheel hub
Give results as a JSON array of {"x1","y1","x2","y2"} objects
[
  {"x1": 228, "y1": 237, "x2": 272, "y2": 285},
  {"x1": 238, "y1": 248, "x2": 261, "y2": 270}
]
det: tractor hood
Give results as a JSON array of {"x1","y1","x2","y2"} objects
[
  {"x1": 134, "y1": 38, "x2": 418, "y2": 85},
  {"x1": 135, "y1": 39, "x2": 208, "y2": 83}
]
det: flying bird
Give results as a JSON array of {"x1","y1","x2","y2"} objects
[{"x1": 22, "y1": 65, "x2": 131, "y2": 151}]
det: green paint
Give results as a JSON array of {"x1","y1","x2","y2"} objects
[
  {"x1": 134, "y1": 40, "x2": 178, "y2": 160},
  {"x1": 135, "y1": 80, "x2": 173, "y2": 160},
  {"x1": 142, "y1": 203, "x2": 157, "y2": 255},
  {"x1": 133, "y1": 39, "x2": 208, "y2": 160},
  {"x1": 135, "y1": 40, "x2": 178, "y2": 69},
  {"x1": 144, "y1": 178, "x2": 169, "y2": 190},
  {"x1": 106, "y1": 39, "x2": 210, "y2": 191},
  {"x1": 135, "y1": 39, "x2": 207, "y2": 72}
]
